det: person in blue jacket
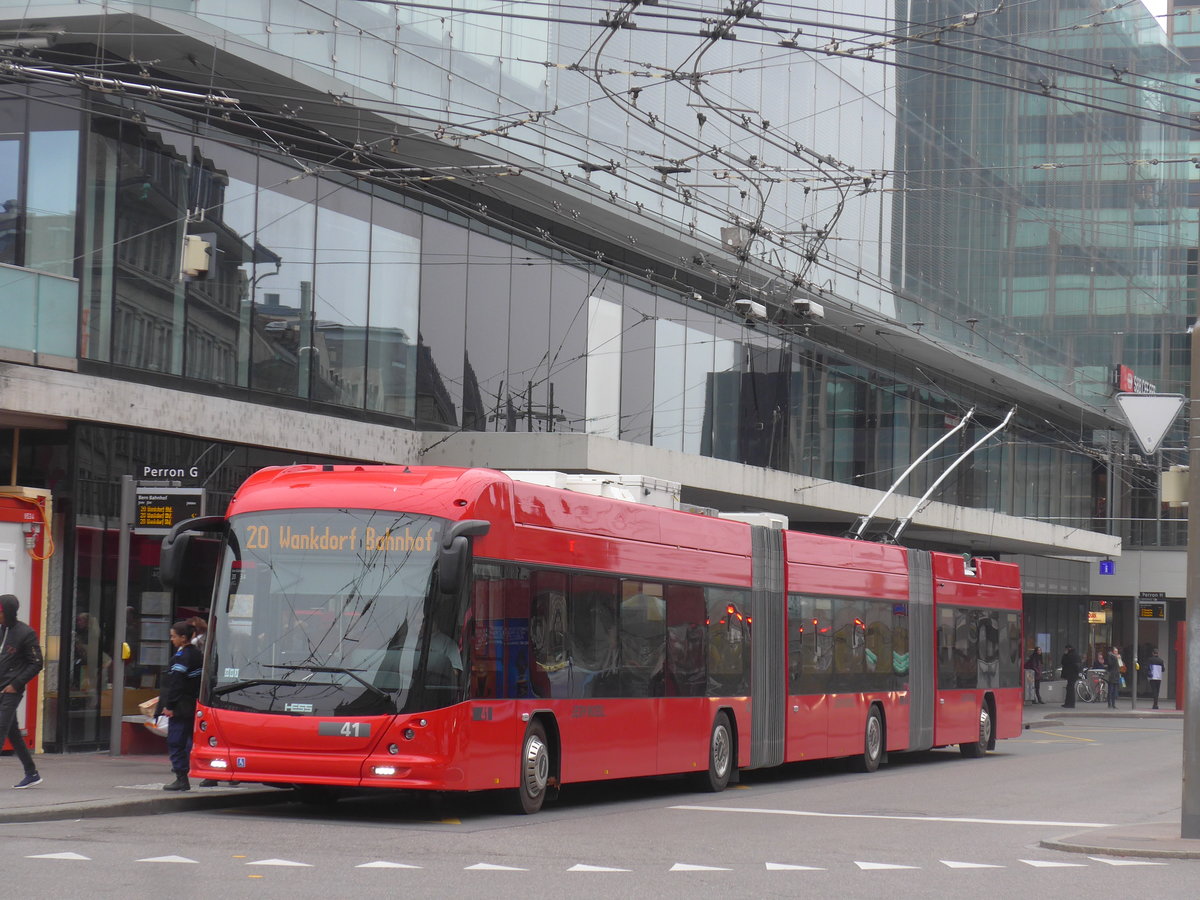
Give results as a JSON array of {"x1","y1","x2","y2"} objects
[
  {"x1": 0, "y1": 593, "x2": 43, "y2": 788},
  {"x1": 156, "y1": 620, "x2": 203, "y2": 792}
]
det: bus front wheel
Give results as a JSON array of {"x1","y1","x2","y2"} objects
[
  {"x1": 959, "y1": 704, "x2": 992, "y2": 758},
  {"x1": 510, "y1": 721, "x2": 551, "y2": 814},
  {"x1": 701, "y1": 712, "x2": 733, "y2": 792}
]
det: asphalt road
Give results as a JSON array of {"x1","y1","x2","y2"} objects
[{"x1": 1, "y1": 716, "x2": 1192, "y2": 898}]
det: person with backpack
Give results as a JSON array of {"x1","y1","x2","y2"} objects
[
  {"x1": 1024, "y1": 647, "x2": 1045, "y2": 704},
  {"x1": 0, "y1": 594, "x2": 43, "y2": 789},
  {"x1": 1146, "y1": 647, "x2": 1166, "y2": 710}
]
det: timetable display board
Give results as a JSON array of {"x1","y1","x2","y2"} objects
[{"x1": 134, "y1": 487, "x2": 205, "y2": 535}]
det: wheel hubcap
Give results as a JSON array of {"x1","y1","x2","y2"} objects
[
  {"x1": 712, "y1": 726, "x2": 730, "y2": 778},
  {"x1": 866, "y1": 715, "x2": 881, "y2": 760},
  {"x1": 979, "y1": 709, "x2": 992, "y2": 745},
  {"x1": 522, "y1": 735, "x2": 549, "y2": 798}
]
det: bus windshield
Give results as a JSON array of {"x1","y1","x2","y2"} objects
[{"x1": 207, "y1": 508, "x2": 448, "y2": 717}]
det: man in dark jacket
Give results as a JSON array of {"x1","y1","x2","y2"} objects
[
  {"x1": 156, "y1": 620, "x2": 203, "y2": 792},
  {"x1": 0, "y1": 593, "x2": 44, "y2": 788},
  {"x1": 1059, "y1": 644, "x2": 1081, "y2": 709}
]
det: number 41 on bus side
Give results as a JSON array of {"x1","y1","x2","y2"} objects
[{"x1": 317, "y1": 722, "x2": 371, "y2": 737}]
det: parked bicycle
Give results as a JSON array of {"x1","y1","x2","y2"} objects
[{"x1": 1075, "y1": 668, "x2": 1108, "y2": 703}]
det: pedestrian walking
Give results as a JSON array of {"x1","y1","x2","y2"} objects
[
  {"x1": 0, "y1": 593, "x2": 44, "y2": 788},
  {"x1": 156, "y1": 620, "x2": 202, "y2": 792},
  {"x1": 1060, "y1": 644, "x2": 1081, "y2": 709},
  {"x1": 1025, "y1": 647, "x2": 1045, "y2": 704},
  {"x1": 1105, "y1": 645, "x2": 1122, "y2": 708},
  {"x1": 1146, "y1": 647, "x2": 1165, "y2": 710}
]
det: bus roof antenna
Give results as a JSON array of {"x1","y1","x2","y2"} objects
[{"x1": 847, "y1": 407, "x2": 975, "y2": 540}]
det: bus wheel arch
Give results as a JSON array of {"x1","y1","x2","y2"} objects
[
  {"x1": 853, "y1": 703, "x2": 886, "y2": 773},
  {"x1": 960, "y1": 693, "x2": 995, "y2": 758}
]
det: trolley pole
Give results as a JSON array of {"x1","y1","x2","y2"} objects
[{"x1": 1183, "y1": 322, "x2": 1200, "y2": 838}]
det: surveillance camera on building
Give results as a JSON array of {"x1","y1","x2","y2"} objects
[
  {"x1": 793, "y1": 298, "x2": 825, "y2": 319},
  {"x1": 733, "y1": 298, "x2": 767, "y2": 320}
]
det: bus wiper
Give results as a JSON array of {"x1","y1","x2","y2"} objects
[
  {"x1": 211, "y1": 678, "x2": 299, "y2": 696},
  {"x1": 264, "y1": 664, "x2": 393, "y2": 704}
]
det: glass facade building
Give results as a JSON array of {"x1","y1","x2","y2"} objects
[{"x1": 0, "y1": 1, "x2": 1186, "y2": 747}]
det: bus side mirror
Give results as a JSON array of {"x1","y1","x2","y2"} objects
[
  {"x1": 439, "y1": 519, "x2": 490, "y2": 595},
  {"x1": 160, "y1": 515, "x2": 228, "y2": 589}
]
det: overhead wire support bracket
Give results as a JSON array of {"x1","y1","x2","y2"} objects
[{"x1": 884, "y1": 407, "x2": 1017, "y2": 544}]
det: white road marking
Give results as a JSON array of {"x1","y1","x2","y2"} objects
[
  {"x1": 941, "y1": 860, "x2": 1003, "y2": 868},
  {"x1": 466, "y1": 862, "x2": 527, "y2": 871},
  {"x1": 26, "y1": 852, "x2": 90, "y2": 861},
  {"x1": 671, "y1": 863, "x2": 732, "y2": 871},
  {"x1": 672, "y1": 805, "x2": 1114, "y2": 829},
  {"x1": 137, "y1": 855, "x2": 199, "y2": 864},
  {"x1": 355, "y1": 861, "x2": 422, "y2": 869},
  {"x1": 568, "y1": 864, "x2": 631, "y2": 872},
  {"x1": 856, "y1": 861, "x2": 919, "y2": 870},
  {"x1": 1020, "y1": 859, "x2": 1087, "y2": 868},
  {"x1": 1087, "y1": 856, "x2": 1168, "y2": 866},
  {"x1": 765, "y1": 862, "x2": 825, "y2": 870},
  {"x1": 246, "y1": 858, "x2": 312, "y2": 867}
]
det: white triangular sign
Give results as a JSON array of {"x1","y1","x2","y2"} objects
[{"x1": 1115, "y1": 393, "x2": 1184, "y2": 455}]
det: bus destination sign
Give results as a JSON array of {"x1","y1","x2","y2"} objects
[{"x1": 135, "y1": 487, "x2": 205, "y2": 535}]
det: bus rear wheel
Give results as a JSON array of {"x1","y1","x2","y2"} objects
[
  {"x1": 700, "y1": 712, "x2": 733, "y2": 792},
  {"x1": 509, "y1": 721, "x2": 551, "y2": 814},
  {"x1": 853, "y1": 707, "x2": 883, "y2": 773},
  {"x1": 959, "y1": 704, "x2": 992, "y2": 758}
]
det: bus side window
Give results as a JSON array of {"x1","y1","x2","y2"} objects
[
  {"x1": 530, "y1": 571, "x2": 569, "y2": 699},
  {"x1": 665, "y1": 584, "x2": 706, "y2": 697},
  {"x1": 569, "y1": 575, "x2": 620, "y2": 698},
  {"x1": 705, "y1": 587, "x2": 750, "y2": 696},
  {"x1": 620, "y1": 582, "x2": 665, "y2": 698}
]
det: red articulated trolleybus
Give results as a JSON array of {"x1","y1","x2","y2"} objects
[{"x1": 160, "y1": 465, "x2": 1023, "y2": 813}]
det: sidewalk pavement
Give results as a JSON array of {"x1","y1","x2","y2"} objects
[
  {"x1": 1024, "y1": 704, "x2": 1200, "y2": 858},
  {"x1": 0, "y1": 752, "x2": 287, "y2": 824}
]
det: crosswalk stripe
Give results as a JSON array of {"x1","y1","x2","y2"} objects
[
  {"x1": 1087, "y1": 856, "x2": 1168, "y2": 866},
  {"x1": 568, "y1": 864, "x2": 631, "y2": 872},
  {"x1": 356, "y1": 861, "x2": 422, "y2": 869},
  {"x1": 941, "y1": 860, "x2": 1004, "y2": 868},
  {"x1": 26, "y1": 852, "x2": 90, "y2": 861},
  {"x1": 137, "y1": 856, "x2": 199, "y2": 864},
  {"x1": 466, "y1": 862, "x2": 527, "y2": 871},
  {"x1": 1020, "y1": 859, "x2": 1086, "y2": 868},
  {"x1": 856, "y1": 861, "x2": 919, "y2": 870},
  {"x1": 765, "y1": 862, "x2": 825, "y2": 870},
  {"x1": 246, "y1": 858, "x2": 312, "y2": 867},
  {"x1": 671, "y1": 863, "x2": 732, "y2": 871}
]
